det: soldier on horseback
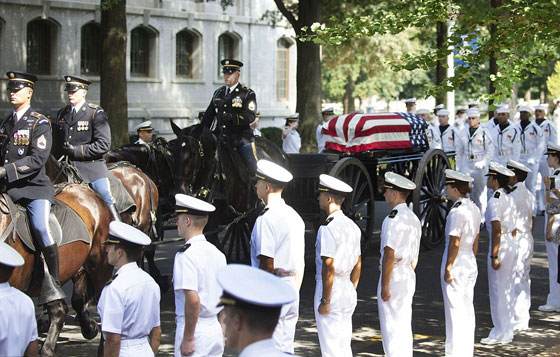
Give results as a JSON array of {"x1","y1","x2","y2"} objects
[
  {"x1": 201, "y1": 59, "x2": 258, "y2": 173},
  {"x1": 0, "y1": 71, "x2": 65, "y2": 302},
  {"x1": 53, "y1": 75, "x2": 121, "y2": 222}
]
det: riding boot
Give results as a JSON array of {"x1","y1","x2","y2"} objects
[
  {"x1": 109, "y1": 204, "x2": 122, "y2": 222},
  {"x1": 38, "y1": 244, "x2": 65, "y2": 305}
]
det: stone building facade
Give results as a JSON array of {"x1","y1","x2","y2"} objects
[{"x1": 0, "y1": 0, "x2": 296, "y2": 138}]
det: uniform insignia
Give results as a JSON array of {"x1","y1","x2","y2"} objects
[
  {"x1": 105, "y1": 273, "x2": 118, "y2": 286},
  {"x1": 225, "y1": 60, "x2": 230, "y2": 65},
  {"x1": 37, "y1": 135, "x2": 47, "y2": 150},
  {"x1": 323, "y1": 217, "x2": 334, "y2": 225},
  {"x1": 452, "y1": 201, "x2": 462, "y2": 209},
  {"x1": 232, "y1": 96, "x2": 243, "y2": 108},
  {"x1": 258, "y1": 207, "x2": 269, "y2": 216},
  {"x1": 9, "y1": 73, "x2": 14, "y2": 79},
  {"x1": 17, "y1": 148, "x2": 24, "y2": 156},
  {"x1": 506, "y1": 135, "x2": 512, "y2": 141},
  {"x1": 66, "y1": 76, "x2": 71, "y2": 82},
  {"x1": 494, "y1": 191, "x2": 501, "y2": 198},
  {"x1": 248, "y1": 101, "x2": 256, "y2": 111},
  {"x1": 389, "y1": 209, "x2": 398, "y2": 218},
  {"x1": 178, "y1": 243, "x2": 191, "y2": 252},
  {"x1": 18, "y1": 165, "x2": 29, "y2": 172}
]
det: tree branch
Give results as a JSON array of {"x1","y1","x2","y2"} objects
[{"x1": 273, "y1": 0, "x2": 299, "y2": 31}]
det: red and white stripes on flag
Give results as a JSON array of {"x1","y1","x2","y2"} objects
[{"x1": 323, "y1": 113, "x2": 412, "y2": 153}]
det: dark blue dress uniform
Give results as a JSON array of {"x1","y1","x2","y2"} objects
[
  {"x1": 201, "y1": 59, "x2": 258, "y2": 172},
  {"x1": 1, "y1": 71, "x2": 64, "y2": 304}
]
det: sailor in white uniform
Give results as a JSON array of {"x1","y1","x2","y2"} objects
[
  {"x1": 454, "y1": 106, "x2": 467, "y2": 132},
  {"x1": 506, "y1": 160, "x2": 535, "y2": 330},
  {"x1": 516, "y1": 106, "x2": 544, "y2": 202},
  {"x1": 437, "y1": 109, "x2": 458, "y2": 154},
  {"x1": 282, "y1": 113, "x2": 301, "y2": 153},
  {"x1": 404, "y1": 98, "x2": 416, "y2": 114},
  {"x1": 417, "y1": 108, "x2": 442, "y2": 150},
  {"x1": 441, "y1": 170, "x2": 481, "y2": 357},
  {"x1": 536, "y1": 104, "x2": 559, "y2": 214},
  {"x1": 0, "y1": 242, "x2": 38, "y2": 357},
  {"x1": 455, "y1": 108, "x2": 494, "y2": 220},
  {"x1": 317, "y1": 107, "x2": 335, "y2": 152},
  {"x1": 218, "y1": 264, "x2": 298, "y2": 357},
  {"x1": 538, "y1": 143, "x2": 560, "y2": 312},
  {"x1": 134, "y1": 121, "x2": 153, "y2": 145},
  {"x1": 314, "y1": 174, "x2": 361, "y2": 357},
  {"x1": 97, "y1": 222, "x2": 161, "y2": 357},
  {"x1": 378, "y1": 172, "x2": 422, "y2": 357},
  {"x1": 173, "y1": 194, "x2": 227, "y2": 357},
  {"x1": 481, "y1": 162, "x2": 518, "y2": 345},
  {"x1": 251, "y1": 159, "x2": 305, "y2": 353},
  {"x1": 490, "y1": 106, "x2": 521, "y2": 166}
]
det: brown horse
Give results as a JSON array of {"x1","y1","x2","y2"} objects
[{"x1": 3, "y1": 184, "x2": 113, "y2": 356}]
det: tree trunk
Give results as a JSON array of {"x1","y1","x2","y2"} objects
[
  {"x1": 436, "y1": 21, "x2": 447, "y2": 106},
  {"x1": 343, "y1": 76, "x2": 355, "y2": 113},
  {"x1": 488, "y1": 0, "x2": 502, "y2": 118},
  {"x1": 101, "y1": 0, "x2": 128, "y2": 148}
]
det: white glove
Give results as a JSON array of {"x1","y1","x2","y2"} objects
[
  {"x1": 474, "y1": 161, "x2": 485, "y2": 170},
  {"x1": 527, "y1": 158, "x2": 536, "y2": 165}
]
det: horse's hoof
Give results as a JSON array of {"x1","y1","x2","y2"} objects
[{"x1": 81, "y1": 321, "x2": 99, "y2": 340}]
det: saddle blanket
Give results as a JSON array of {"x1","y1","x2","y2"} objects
[
  {"x1": 322, "y1": 112, "x2": 428, "y2": 153},
  {"x1": 2, "y1": 194, "x2": 90, "y2": 252},
  {"x1": 107, "y1": 165, "x2": 136, "y2": 214}
]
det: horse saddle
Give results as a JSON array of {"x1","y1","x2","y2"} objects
[{"x1": 1, "y1": 194, "x2": 90, "y2": 251}]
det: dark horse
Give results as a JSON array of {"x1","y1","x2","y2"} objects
[
  {"x1": 3, "y1": 182, "x2": 113, "y2": 356},
  {"x1": 171, "y1": 121, "x2": 288, "y2": 263}
]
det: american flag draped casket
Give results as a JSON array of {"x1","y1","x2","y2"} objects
[{"x1": 322, "y1": 112, "x2": 429, "y2": 153}]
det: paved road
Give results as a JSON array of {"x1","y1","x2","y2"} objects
[{"x1": 52, "y1": 202, "x2": 560, "y2": 356}]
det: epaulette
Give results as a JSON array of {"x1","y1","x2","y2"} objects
[
  {"x1": 323, "y1": 217, "x2": 333, "y2": 226},
  {"x1": 30, "y1": 112, "x2": 46, "y2": 120},
  {"x1": 178, "y1": 243, "x2": 191, "y2": 253},
  {"x1": 258, "y1": 207, "x2": 269, "y2": 216},
  {"x1": 105, "y1": 273, "x2": 118, "y2": 286},
  {"x1": 30, "y1": 112, "x2": 51, "y2": 128},
  {"x1": 452, "y1": 201, "x2": 462, "y2": 209},
  {"x1": 389, "y1": 209, "x2": 398, "y2": 218},
  {"x1": 494, "y1": 191, "x2": 500, "y2": 199},
  {"x1": 510, "y1": 186, "x2": 518, "y2": 192},
  {"x1": 88, "y1": 103, "x2": 99, "y2": 109}
]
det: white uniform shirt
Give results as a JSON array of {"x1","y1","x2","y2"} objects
[
  {"x1": 251, "y1": 198, "x2": 305, "y2": 279},
  {"x1": 445, "y1": 198, "x2": 481, "y2": 248},
  {"x1": 486, "y1": 188, "x2": 517, "y2": 236},
  {"x1": 483, "y1": 117, "x2": 499, "y2": 131},
  {"x1": 379, "y1": 203, "x2": 421, "y2": 268},
  {"x1": 98, "y1": 262, "x2": 161, "y2": 339},
  {"x1": 517, "y1": 121, "x2": 544, "y2": 165},
  {"x1": 510, "y1": 182, "x2": 535, "y2": 233},
  {"x1": 239, "y1": 338, "x2": 293, "y2": 357},
  {"x1": 282, "y1": 130, "x2": 301, "y2": 153},
  {"x1": 316, "y1": 123, "x2": 326, "y2": 152},
  {"x1": 490, "y1": 123, "x2": 521, "y2": 165},
  {"x1": 455, "y1": 126, "x2": 494, "y2": 171},
  {"x1": 437, "y1": 125, "x2": 458, "y2": 153},
  {"x1": 135, "y1": 137, "x2": 149, "y2": 145},
  {"x1": 315, "y1": 210, "x2": 361, "y2": 279},
  {"x1": 426, "y1": 124, "x2": 442, "y2": 150},
  {"x1": 173, "y1": 235, "x2": 227, "y2": 318},
  {"x1": 538, "y1": 119, "x2": 558, "y2": 159},
  {"x1": 0, "y1": 282, "x2": 37, "y2": 356}
]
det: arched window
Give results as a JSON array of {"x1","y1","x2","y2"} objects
[
  {"x1": 131, "y1": 26, "x2": 157, "y2": 76},
  {"x1": 217, "y1": 33, "x2": 238, "y2": 76},
  {"x1": 277, "y1": 38, "x2": 292, "y2": 101},
  {"x1": 81, "y1": 22, "x2": 102, "y2": 75},
  {"x1": 176, "y1": 30, "x2": 194, "y2": 78},
  {"x1": 27, "y1": 20, "x2": 53, "y2": 74}
]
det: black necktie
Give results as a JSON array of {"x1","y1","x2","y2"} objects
[
  {"x1": 70, "y1": 108, "x2": 76, "y2": 122},
  {"x1": 226, "y1": 88, "x2": 230, "y2": 97}
]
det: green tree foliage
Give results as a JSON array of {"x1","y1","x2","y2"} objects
[{"x1": 547, "y1": 61, "x2": 560, "y2": 100}]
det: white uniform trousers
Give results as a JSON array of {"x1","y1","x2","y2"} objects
[
  {"x1": 440, "y1": 249, "x2": 477, "y2": 357},
  {"x1": 463, "y1": 164, "x2": 487, "y2": 223},
  {"x1": 522, "y1": 161, "x2": 540, "y2": 208},
  {"x1": 545, "y1": 240, "x2": 560, "y2": 306},
  {"x1": 174, "y1": 315, "x2": 223, "y2": 357},
  {"x1": 272, "y1": 277, "x2": 299, "y2": 354},
  {"x1": 314, "y1": 277, "x2": 357, "y2": 357},
  {"x1": 377, "y1": 265, "x2": 415, "y2": 357},
  {"x1": 118, "y1": 337, "x2": 153, "y2": 357},
  {"x1": 537, "y1": 159, "x2": 552, "y2": 211},
  {"x1": 487, "y1": 234, "x2": 518, "y2": 342},
  {"x1": 513, "y1": 231, "x2": 534, "y2": 329}
]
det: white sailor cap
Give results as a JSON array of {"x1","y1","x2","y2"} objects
[
  {"x1": 135, "y1": 121, "x2": 153, "y2": 132},
  {"x1": 518, "y1": 106, "x2": 533, "y2": 114},
  {"x1": 415, "y1": 108, "x2": 430, "y2": 115},
  {"x1": 487, "y1": 161, "x2": 515, "y2": 177},
  {"x1": 507, "y1": 159, "x2": 532, "y2": 173},
  {"x1": 383, "y1": 172, "x2": 416, "y2": 191},
  {"x1": 467, "y1": 101, "x2": 479, "y2": 107},
  {"x1": 255, "y1": 160, "x2": 293, "y2": 184},
  {"x1": 546, "y1": 143, "x2": 560, "y2": 155},
  {"x1": 445, "y1": 169, "x2": 474, "y2": 184},
  {"x1": 466, "y1": 108, "x2": 480, "y2": 117},
  {"x1": 404, "y1": 98, "x2": 417, "y2": 103},
  {"x1": 495, "y1": 105, "x2": 510, "y2": 114},
  {"x1": 286, "y1": 113, "x2": 299, "y2": 120},
  {"x1": 321, "y1": 107, "x2": 335, "y2": 115},
  {"x1": 456, "y1": 106, "x2": 468, "y2": 112},
  {"x1": 175, "y1": 194, "x2": 216, "y2": 216},
  {"x1": 437, "y1": 109, "x2": 450, "y2": 116},
  {"x1": 217, "y1": 264, "x2": 297, "y2": 308},
  {"x1": 434, "y1": 104, "x2": 445, "y2": 110},
  {"x1": 103, "y1": 221, "x2": 152, "y2": 246},
  {"x1": 318, "y1": 174, "x2": 352, "y2": 196},
  {"x1": 534, "y1": 104, "x2": 548, "y2": 112},
  {"x1": 0, "y1": 241, "x2": 24, "y2": 267}
]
